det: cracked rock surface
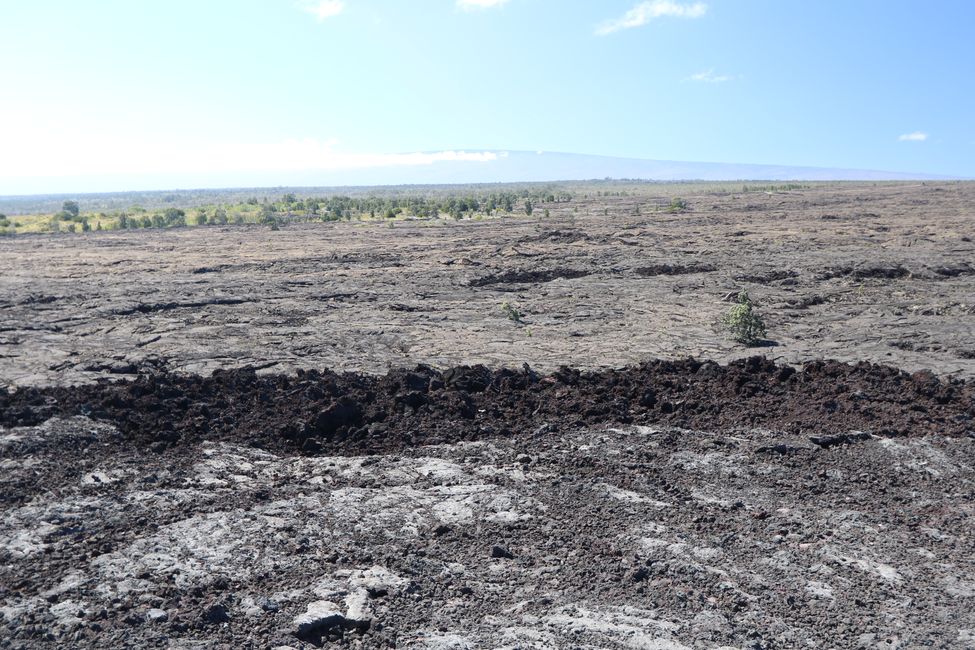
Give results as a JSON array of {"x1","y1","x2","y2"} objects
[
  {"x1": 2, "y1": 417, "x2": 973, "y2": 648},
  {"x1": 1, "y1": 182, "x2": 974, "y2": 387}
]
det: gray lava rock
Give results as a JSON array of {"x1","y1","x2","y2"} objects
[
  {"x1": 145, "y1": 608, "x2": 168, "y2": 624},
  {"x1": 348, "y1": 566, "x2": 409, "y2": 598},
  {"x1": 293, "y1": 600, "x2": 368, "y2": 643},
  {"x1": 242, "y1": 595, "x2": 281, "y2": 619},
  {"x1": 201, "y1": 603, "x2": 230, "y2": 625},
  {"x1": 257, "y1": 596, "x2": 280, "y2": 612},
  {"x1": 491, "y1": 545, "x2": 515, "y2": 559},
  {"x1": 294, "y1": 600, "x2": 345, "y2": 635}
]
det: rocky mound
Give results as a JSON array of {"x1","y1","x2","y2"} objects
[{"x1": 2, "y1": 358, "x2": 972, "y2": 458}]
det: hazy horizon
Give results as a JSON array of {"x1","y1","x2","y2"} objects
[{"x1": 0, "y1": 150, "x2": 965, "y2": 198}]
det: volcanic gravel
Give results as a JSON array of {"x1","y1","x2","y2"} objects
[
  {"x1": 2, "y1": 358, "x2": 972, "y2": 466},
  {"x1": 2, "y1": 415, "x2": 974, "y2": 648}
]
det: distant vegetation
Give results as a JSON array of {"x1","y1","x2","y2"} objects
[
  {"x1": 0, "y1": 179, "x2": 857, "y2": 236},
  {"x1": 741, "y1": 183, "x2": 811, "y2": 193},
  {"x1": 0, "y1": 185, "x2": 580, "y2": 235}
]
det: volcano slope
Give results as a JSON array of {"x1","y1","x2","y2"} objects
[{"x1": 1, "y1": 181, "x2": 975, "y2": 648}]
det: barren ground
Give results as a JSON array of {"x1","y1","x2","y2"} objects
[
  {"x1": 1, "y1": 182, "x2": 974, "y2": 649},
  {"x1": 1, "y1": 182, "x2": 974, "y2": 385}
]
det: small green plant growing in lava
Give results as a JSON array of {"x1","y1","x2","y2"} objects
[
  {"x1": 667, "y1": 197, "x2": 689, "y2": 213},
  {"x1": 722, "y1": 291, "x2": 767, "y2": 346},
  {"x1": 501, "y1": 301, "x2": 523, "y2": 323}
]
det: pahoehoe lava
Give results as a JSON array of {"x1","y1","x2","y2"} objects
[{"x1": 2, "y1": 357, "x2": 972, "y2": 457}]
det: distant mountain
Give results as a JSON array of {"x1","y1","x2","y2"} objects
[
  {"x1": 329, "y1": 150, "x2": 954, "y2": 185},
  {"x1": 0, "y1": 150, "x2": 959, "y2": 197},
  {"x1": 179, "y1": 150, "x2": 959, "y2": 187},
  {"x1": 496, "y1": 151, "x2": 956, "y2": 182}
]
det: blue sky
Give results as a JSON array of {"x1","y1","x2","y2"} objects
[{"x1": 1, "y1": 0, "x2": 972, "y2": 193}]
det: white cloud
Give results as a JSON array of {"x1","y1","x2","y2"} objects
[
  {"x1": 898, "y1": 131, "x2": 928, "y2": 142},
  {"x1": 596, "y1": 1, "x2": 707, "y2": 36},
  {"x1": 457, "y1": 0, "x2": 509, "y2": 9},
  {"x1": 0, "y1": 132, "x2": 502, "y2": 179},
  {"x1": 299, "y1": 0, "x2": 345, "y2": 21},
  {"x1": 688, "y1": 69, "x2": 733, "y2": 83}
]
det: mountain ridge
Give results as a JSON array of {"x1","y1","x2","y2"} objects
[{"x1": 0, "y1": 150, "x2": 961, "y2": 198}]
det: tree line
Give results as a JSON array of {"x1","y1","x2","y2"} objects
[{"x1": 37, "y1": 187, "x2": 575, "y2": 233}]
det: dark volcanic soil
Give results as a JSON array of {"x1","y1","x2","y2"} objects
[{"x1": 2, "y1": 358, "x2": 972, "y2": 467}]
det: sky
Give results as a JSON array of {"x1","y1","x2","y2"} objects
[{"x1": 1, "y1": 0, "x2": 972, "y2": 194}]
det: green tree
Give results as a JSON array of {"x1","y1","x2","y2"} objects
[
  {"x1": 524, "y1": 200, "x2": 534, "y2": 216},
  {"x1": 259, "y1": 203, "x2": 276, "y2": 223},
  {"x1": 62, "y1": 200, "x2": 80, "y2": 217},
  {"x1": 163, "y1": 208, "x2": 186, "y2": 226}
]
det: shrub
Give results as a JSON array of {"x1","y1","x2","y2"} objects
[
  {"x1": 722, "y1": 291, "x2": 767, "y2": 346},
  {"x1": 501, "y1": 301, "x2": 522, "y2": 323},
  {"x1": 667, "y1": 197, "x2": 688, "y2": 213}
]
